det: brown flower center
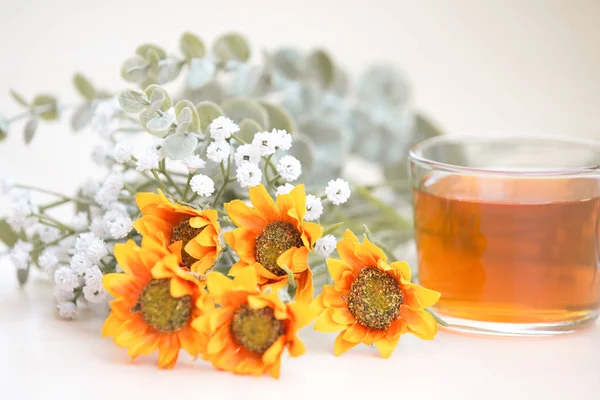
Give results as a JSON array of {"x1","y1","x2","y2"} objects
[
  {"x1": 171, "y1": 218, "x2": 205, "y2": 269},
  {"x1": 230, "y1": 304, "x2": 285, "y2": 354},
  {"x1": 347, "y1": 267, "x2": 403, "y2": 330},
  {"x1": 132, "y1": 279, "x2": 192, "y2": 333},
  {"x1": 254, "y1": 221, "x2": 303, "y2": 276}
]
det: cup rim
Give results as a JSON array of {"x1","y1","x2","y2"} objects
[{"x1": 408, "y1": 133, "x2": 600, "y2": 176}]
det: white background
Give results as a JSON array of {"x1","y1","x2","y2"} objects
[{"x1": 1, "y1": 1, "x2": 599, "y2": 398}]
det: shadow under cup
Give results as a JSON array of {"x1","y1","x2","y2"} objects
[{"x1": 408, "y1": 135, "x2": 600, "y2": 336}]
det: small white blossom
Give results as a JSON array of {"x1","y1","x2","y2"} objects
[
  {"x1": 252, "y1": 131, "x2": 277, "y2": 156},
  {"x1": 74, "y1": 233, "x2": 108, "y2": 264},
  {"x1": 276, "y1": 155, "x2": 302, "y2": 182},
  {"x1": 71, "y1": 212, "x2": 89, "y2": 232},
  {"x1": 57, "y1": 301, "x2": 78, "y2": 320},
  {"x1": 54, "y1": 266, "x2": 80, "y2": 291},
  {"x1": 9, "y1": 240, "x2": 33, "y2": 270},
  {"x1": 314, "y1": 235, "x2": 337, "y2": 257},
  {"x1": 190, "y1": 174, "x2": 215, "y2": 197},
  {"x1": 206, "y1": 140, "x2": 231, "y2": 163},
  {"x1": 182, "y1": 154, "x2": 206, "y2": 173},
  {"x1": 273, "y1": 129, "x2": 292, "y2": 151},
  {"x1": 70, "y1": 252, "x2": 91, "y2": 276},
  {"x1": 135, "y1": 147, "x2": 163, "y2": 172},
  {"x1": 59, "y1": 236, "x2": 77, "y2": 256},
  {"x1": 91, "y1": 145, "x2": 110, "y2": 166},
  {"x1": 114, "y1": 141, "x2": 133, "y2": 164},
  {"x1": 94, "y1": 174, "x2": 124, "y2": 208},
  {"x1": 6, "y1": 197, "x2": 35, "y2": 231},
  {"x1": 0, "y1": 175, "x2": 14, "y2": 196},
  {"x1": 38, "y1": 248, "x2": 59, "y2": 274},
  {"x1": 236, "y1": 163, "x2": 262, "y2": 188},
  {"x1": 305, "y1": 194, "x2": 324, "y2": 221},
  {"x1": 83, "y1": 265, "x2": 107, "y2": 304},
  {"x1": 81, "y1": 178, "x2": 100, "y2": 197},
  {"x1": 104, "y1": 210, "x2": 133, "y2": 239},
  {"x1": 76, "y1": 297, "x2": 88, "y2": 310},
  {"x1": 276, "y1": 184, "x2": 295, "y2": 196},
  {"x1": 235, "y1": 144, "x2": 261, "y2": 166},
  {"x1": 209, "y1": 116, "x2": 239, "y2": 141},
  {"x1": 90, "y1": 217, "x2": 110, "y2": 239},
  {"x1": 38, "y1": 225, "x2": 61, "y2": 244},
  {"x1": 325, "y1": 178, "x2": 351, "y2": 205},
  {"x1": 91, "y1": 97, "x2": 120, "y2": 139},
  {"x1": 54, "y1": 287, "x2": 75, "y2": 303}
]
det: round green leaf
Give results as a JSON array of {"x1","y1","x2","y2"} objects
[
  {"x1": 195, "y1": 101, "x2": 223, "y2": 132},
  {"x1": 118, "y1": 88, "x2": 148, "y2": 113},
  {"x1": 237, "y1": 118, "x2": 262, "y2": 143},
  {"x1": 157, "y1": 59, "x2": 183, "y2": 84},
  {"x1": 163, "y1": 133, "x2": 198, "y2": 160},
  {"x1": 0, "y1": 219, "x2": 18, "y2": 247},
  {"x1": 180, "y1": 32, "x2": 206, "y2": 60},
  {"x1": 9, "y1": 89, "x2": 28, "y2": 107},
  {"x1": 331, "y1": 67, "x2": 349, "y2": 96},
  {"x1": 24, "y1": 118, "x2": 38, "y2": 144},
  {"x1": 32, "y1": 95, "x2": 58, "y2": 121},
  {"x1": 307, "y1": 49, "x2": 334, "y2": 89},
  {"x1": 184, "y1": 80, "x2": 224, "y2": 105},
  {"x1": 120, "y1": 55, "x2": 149, "y2": 83},
  {"x1": 286, "y1": 132, "x2": 316, "y2": 182},
  {"x1": 146, "y1": 113, "x2": 175, "y2": 137},
  {"x1": 175, "y1": 100, "x2": 200, "y2": 132},
  {"x1": 135, "y1": 43, "x2": 166, "y2": 60},
  {"x1": 70, "y1": 104, "x2": 94, "y2": 132},
  {"x1": 144, "y1": 84, "x2": 172, "y2": 112},
  {"x1": 259, "y1": 101, "x2": 297, "y2": 133},
  {"x1": 221, "y1": 98, "x2": 268, "y2": 129},
  {"x1": 73, "y1": 73, "x2": 96, "y2": 100},
  {"x1": 213, "y1": 32, "x2": 251, "y2": 62},
  {"x1": 273, "y1": 48, "x2": 305, "y2": 80}
]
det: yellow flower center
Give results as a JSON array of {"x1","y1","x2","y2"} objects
[
  {"x1": 171, "y1": 218, "x2": 205, "y2": 269},
  {"x1": 230, "y1": 304, "x2": 285, "y2": 354},
  {"x1": 254, "y1": 221, "x2": 303, "y2": 276},
  {"x1": 132, "y1": 279, "x2": 192, "y2": 333},
  {"x1": 347, "y1": 267, "x2": 403, "y2": 330}
]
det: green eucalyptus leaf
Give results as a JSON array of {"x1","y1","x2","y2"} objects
[
  {"x1": 72, "y1": 73, "x2": 96, "y2": 100},
  {"x1": 299, "y1": 118, "x2": 346, "y2": 184},
  {"x1": 175, "y1": 100, "x2": 200, "y2": 133},
  {"x1": 120, "y1": 56, "x2": 149, "y2": 83},
  {"x1": 0, "y1": 115, "x2": 8, "y2": 141},
  {"x1": 184, "y1": 80, "x2": 224, "y2": 105},
  {"x1": 157, "y1": 59, "x2": 183, "y2": 84},
  {"x1": 17, "y1": 266, "x2": 29, "y2": 286},
  {"x1": 146, "y1": 113, "x2": 175, "y2": 137},
  {"x1": 23, "y1": 118, "x2": 38, "y2": 144},
  {"x1": 259, "y1": 101, "x2": 296, "y2": 133},
  {"x1": 237, "y1": 118, "x2": 262, "y2": 143},
  {"x1": 70, "y1": 105, "x2": 94, "y2": 132},
  {"x1": 180, "y1": 32, "x2": 206, "y2": 60},
  {"x1": 287, "y1": 132, "x2": 316, "y2": 181},
  {"x1": 195, "y1": 101, "x2": 223, "y2": 132},
  {"x1": 0, "y1": 219, "x2": 19, "y2": 247},
  {"x1": 146, "y1": 49, "x2": 162, "y2": 79},
  {"x1": 272, "y1": 48, "x2": 305, "y2": 80},
  {"x1": 307, "y1": 49, "x2": 334, "y2": 88},
  {"x1": 187, "y1": 58, "x2": 216, "y2": 89},
  {"x1": 144, "y1": 84, "x2": 172, "y2": 112},
  {"x1": 162, "y1": 133, "x2": 198, "y2": 160},
  {"x1": 331, "y1": 67, "x2": 349, "y2": 96},
  {"x1": 10, "y1": 89, "x2": 28, "y2": 107},
  {"x1": 32, "y1": 95, "x2": 58, "y2": 121},
  {"x1": 117, "y1": 88, "x2": 148, "y2": 113},
  {"x1": 175, "y1": 107, "x2": 192, "y2": 134},
  {"x1": 221, "y1": 98, "x2": 268, "y2": 129},
  {"x1": 213, "y1": 32, "x2": 250, "y2": 62},
  {"x1": 135, "y1": 43, "x2": 166, "y2": 60}
]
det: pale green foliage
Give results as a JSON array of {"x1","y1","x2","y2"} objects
[
  {"x1": 180, "y1": 32, "x2": 206, "y2": 60},
  {"x1": 118, "y1": 88, "x2": 148, "y2": 113},
  {"x1": 195, "y1": 101, "x2": 223, "y2": 132},
  {"x1": 0, "y1": 115, "x2": 7, "y2": 141},
  {"x1": 32, "y1": 95, "x2": 58, "y2": 120},
  {"x1": 213, "y1": 32, "x2": 250, "y2": 62},
  {"x1": 306, "y1": 50, "x2": 334, "y2": 89},
  {"x1": 144, "y1": 85, "x2": 172, "y2": 112},
  {"x1": 9, "y1": 89, "x2": 28, "y2": 107},
  {"x1": 237, "y1": 118, "x2": 262, "y2": 143},
  {"x1": 23, "y1": 118, "x2": 38, "y2": 144},
  {"x1": 259, "y1": 101, "x2": 296, "y2": 132},
  {"x1": 70, "y1": 104, "x2": 94, "y2": 132},
  {"x1": 175, "y1": 100, "x2": 200, "y2": 133},
  {"x1": 221, "y1": 98, "x2": 268, "y2": 129},
  {"x1": 0, "y1": 219, "x2": 18, "y2": 247},
  {"x1": 73, "y1": 74, "x2": 96, "y2": 100},
  {"x1": 163, "y1": 133, "x2": 197, "y2": 160}
]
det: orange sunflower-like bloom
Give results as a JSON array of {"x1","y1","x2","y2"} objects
[
  {"x1": 224, "y1": 184, "x2": 323, "y2": 302},
  {"x1": 191, "y1": 268, "x2": 314, "y2": 379},
  {"x1": 133, "y1": 190, "x2": 222, "y2": 275},
  {"x1": 102, "y1": 238, "x2": 212, "y2": 369},
  {"x1": 312, "y1": 230, "x2": 441, "y2": 358}
]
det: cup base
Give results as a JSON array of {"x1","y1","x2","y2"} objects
[{"x1": 437, "y1": 310, "x2": 599, "y2": 337}]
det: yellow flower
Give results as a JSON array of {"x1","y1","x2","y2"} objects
[
  {"x1": 312, "y1": 230, "x2": 441, "y2": 358},
  {"x1": 224, "y1": 184, "x2": 323, "y2": 302},
  {"x1": 191, "y1": 268, "x2": 314, "y2": 379},
  {"x1": 133, "y1": 190, "x2": 222, "y2": 275},
  {"x1": 102, "y1": 238, "x2": 212, "y2": 369}
]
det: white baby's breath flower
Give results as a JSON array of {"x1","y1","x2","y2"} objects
[
  {"x1": 305, "y1": 194, "x2": 323, "y2": 221},
  {"x1": 236, "y1": 163, "x2": 262, "y2": 188},
  {"x1": 54, "y1": 286, "x2": 75, "y2": 303},
  {"x1": 314, "y1": 235, "x2": 337, "y2": 257},
  {"x1": 57, "y1": 301, "x2": 78, "y2": 320},
  {"x1": 325, "y1": 178, "x2": 351, "y2": 205},
  {"x1": 114, "y1": 141, "x2": 133, "y2": 164},
  {"x1": 75, "y1": 233, "x2": 108, "y2": 264},
  {"x1": 209, "y1": 116, "x2": 239, "y2": 141},
  {"x1": 135, "y1": 147, "x2": 163, "y2": 172},
  {"x1": 190, "y1": 174, "x2": 215, "y2": 197},
  {"x1": 273, "y1": 129, "x2": 292, "y2": 151},
  {"x1": 276, "y1": 155, "x2": 302, "y2": 182},
  {"x1": 59, "y1": 236, "x2": 77, "y2": 256},
  {"x1": 206, "y1": 140, "x2": 231, "y2": 163},
  {"x1": 70, "y1": 252, "x2": 92, "y2": 276},
  {"x1": 81, "y1": 178, "x2": 100, "y2": 197},
  {"x1": 76, "y1": 297, "x2": 88, "y2": 310},
  {"x1": 252, "y1": 131, "x2": 277, "y2": 156},
  {"x1": 276, "y1": 183, "x2": 295, "y2": 196},
  {"x1": 91, "y1": 145, "x2": 110, "y2": 166},
  {"x1": 71, "y1": 212, "x2": 89, "y2": 232},
  {"x1": 38, "y1": 248, "x2": 59, "y2": 274},
  {"x1": 83, "y1": 265, "x2": 107, "y2": 304},
  {"x1": 91, "y1": 97, "x2": 120, "y2": 139},
  {"x1": 90, "y1": 217, "x2": 111, "y2": 239},
  {"x1": 182, "y1": 154, "x2": 206, "y2": 173},
  {"x1": 103, "y1": 210, "x2": 133, "y2": 239},
  {"x1": 235, "y1": 144, "x2": 261, "y2": 166},
  {"x1": 6, "y1": 197, "x2": 35, "y2": 231},
  {"x1": 9, "y1": 240, "x2": 33, "y2": 270},
  {"x1": 54, "y1": 266, "x2": 80, "y2": 291},
  {"x1": 0, "y1": 175, "x2": 14, "y2": 196},
  {"x1": 94, "y1": 173, "x2": 124, "y2": 208},
  {"x1": 38, "y1": 225, "x2": 61, "y2": 244}
]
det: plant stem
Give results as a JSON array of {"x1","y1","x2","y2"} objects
[
  {"x1": 32, "y1": 214, "x2": 75, "y2": 233},
  {"x1": 39, "y1": 198, "x2": 70, "y2": 212},
  {"x1": 14, "y1": 184, "x2": 93, "y2": 206},
  {"x1": 151, "y1": 170, "x2": 171, "y2": 196},
  {"x1": 182, "y1": 173, "x2": 193, "y2": 201},
  {"x1": 212, "y1": 158, "x2": 232, "y2": 207}
]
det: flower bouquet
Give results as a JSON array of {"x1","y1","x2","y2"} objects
[{"x1": 0, "y1": 31, "x2": 443, "y2": 378}]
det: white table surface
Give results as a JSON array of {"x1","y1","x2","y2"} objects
[{"x1": 1, "y1": 258, "x2": 599, "y2": 400}]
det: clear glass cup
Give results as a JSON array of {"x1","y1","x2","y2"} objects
[{"x1": 408, "y1": 134, "x2": 600, "y2": 336}]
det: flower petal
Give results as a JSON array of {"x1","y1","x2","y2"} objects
[
  {"x1": 404, "y1": 283, "x2": 441, "y2": 309},
  {"x1": 206, "y1": 271, "x2": 234, "y2": 296},
  {"x1": 224, "y1": 200, "x2": 267, "y2": 233},
  {"x1": 170, "y1": 277, "x2": 191, "y2": 297},
  {"x1": 295, "y1": 268, "x2": 314, "y2": 303},
  {"x1": 102, "y1": 312, "x2": 124, "y2": 337},
  {"x1": 301, "y1": 222, "x2": 323, "y2": 248},
  {"x1": 209, "y1": 306, "x2": 235, "y2": 331},
  {"x1": 400, "y1": 306, "x2": 438, "y2": 340},
  {"x1": 332, "y1": 308, "x2": 356, "y2": 325},
  {"x1": 333, "y1": 333, "x2": 360, "y2": 356},
  {"x1": 262, "y1": 335, "x2": 286, "y2": 365},
  {"x1": 342, "y1": 322, "x2": 369, "y2": 343},
  {"x1": 102, "y1": 273, "x2": 139, "y2": 298},
  {"x1": 374, "y1": 336, "x2": 400, "y2": 359},
  {"x1": 314, "y1": 308, "x2": 347, "y2": 332},
  {"x1": 249, "y1": 184, "x2": 279, "y2": 223},
  {"x1": 157, "y1": 335, "x2": 180, "y2": 369},
  {"x1": 223, "y1": 227, "x2": 256, "y2": 264},
  {"x1": 233, "y1": 266, "x2": 259, "y2": 292},
  {"x1": 390, "y1": 260, "x2": 412, "y2": 282},
  {"x1": 326, "y1": 258, "x2": 353, "y2": 283},
  {"x1": 288, "y1": 301, "x2": 316, "y2": 329},
  {"x1": 288, "y1": 335, "x2": 306, "y2": 357}
]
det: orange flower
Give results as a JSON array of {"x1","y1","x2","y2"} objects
[
  {"x1": 224, "y1": 184, "x2": 323, "y2": 302},
  {"x1": 312, "y1": 230, "x2": 441, "y2": 358},
  {"x1": 102, "y1": 238, "x2": 212, "y2": 369},
  {"x1": 191, "y1": 268, "x2": 314, "y2": 378},
  {"x1": 133, "y1": 190, "x2": 222, "y2": 275}
]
